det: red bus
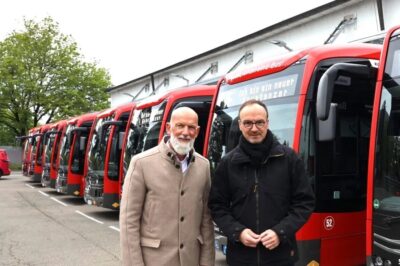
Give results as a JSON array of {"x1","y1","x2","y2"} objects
[
  {"x1": 23, "y1": 126, "x2": 41, "y2": 178},
  {"x1": 20, "y1": 137, "x2": 29, "y2": 176},
  {"x1": 41, "y1": 120, "x2": 67, "y2": 188},
  {"x1": 366, "y1": 25, "x2": 400, "y2": 266},
  {"x1": 19, "y1": 127, "x2": 37, "y2": 177},
  {"x1": 117, "y1": 84, "x2": 216, "y2": 209},
  {"x1": 84, "y1": 102, "x2": 136, "y2": 208},
  {"x1": 205, "y1": 26, "x2": 400, "y2": 265},
  {"x1": 85, "y1": 85, "x2": 216, "y2": 210},
  {"x1": 31, "y1": 124, "x2": 52, "y2": 182},
  {"x1": 55, "y1": 112, "x2": 98, "y2": 196}
]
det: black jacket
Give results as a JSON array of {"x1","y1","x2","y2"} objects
[{"x1": 208, "y1": 137, "x2": 315, "y2": 266}]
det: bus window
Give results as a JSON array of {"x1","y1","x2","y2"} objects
[{"x1": 208, "y1": 64, "x2": 304, "y2": 177}]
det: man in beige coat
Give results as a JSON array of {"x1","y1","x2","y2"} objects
[{"x1": 120, "y1": 107, "x2": 215, "y2": 266}]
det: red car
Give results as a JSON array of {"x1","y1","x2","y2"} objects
[{"x1": 0, "y1": 149, "x2": 11, "y2": 178}]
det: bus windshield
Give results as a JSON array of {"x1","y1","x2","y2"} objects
[
  {"x1": 37, "y1": 134, "x2": 45, "y2": 166},
  {"x1": 208, "y1": 62, "x2": 304, "y2": 175},
  {"x1": 59, "y1": 124, "x2": 75, "y2": 168},
  {"x1": 51, "y1": 130, "x2": 62, "y2": 169},
  {"x1": 106, "y1": 111, "x2": 130, "y2": 181},
  {"x1": 44, "y1": 130, "x2": 56, "y2": 165},
  {"x1": 87, "y1": 117, "x2": 113, "y2": 176},
  {"x1": 123, "y1": 101, "x2": 166, "y2": 176},
  {"x1": 31, "y1": 135, "x2": 40, "y2": 163},
  {"x1": 23, "y1": 139, "x2": 30, "y2": 161}
]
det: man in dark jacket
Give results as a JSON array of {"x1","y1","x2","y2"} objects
[{"x1": 208, "y1": 99, "x2": 315, "y2": 266}]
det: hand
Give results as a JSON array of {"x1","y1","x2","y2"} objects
[
  {"x1": 239, "y1": 228, "x2": 260, "y2": 247},
  {"x1": 260, "y1": 229, "x2": 280, "y2": 250}
]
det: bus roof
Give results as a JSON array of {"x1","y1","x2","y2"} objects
[
  {"x1": 135, "y1": 84, "x2": 216, "y2": 110},
  {"x1": 225, "y1": 43, "x2": 382, "y2": 84}
]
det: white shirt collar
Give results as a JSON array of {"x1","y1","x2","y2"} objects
[{"x1": 179, "y1": 153, "x2": 190, "y2": 173}]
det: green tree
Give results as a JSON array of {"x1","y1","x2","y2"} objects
[
  {"x1": 0, "y1": 123, "x2": 16, "y2": 146},
  {"x1": 0, "y1": 17, "x2": 111, "y2": 143}
]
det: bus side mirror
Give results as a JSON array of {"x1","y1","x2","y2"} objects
[
  {"x1": 80, "y1": 136, "x2": 87, "y2": 151},
  {"x1": 119, "y1": 132, "x2": 125, "y2": 150},
  {"x1": 316, "y1": 62, "x2": 370, "y2": 120},
  {"x1": 316, "y1": 103, "x2": 337, "y2": 141}
]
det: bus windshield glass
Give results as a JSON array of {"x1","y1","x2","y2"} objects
[
  {"x1": 51, "y1": 130, "x2": 62, "y2": 169},
  {"x1": 59, "y1": 124, "x2": 75, "y2": 168},
  {"x1": 107, "y1": 112, "x2": 130, "y2": 181},
  {"x1": 37, "y1": 133, "x2": 45, "y2": 165},
  {"x1": 23, "y1": 139, "x2": 30, "y2": 161},
  {"x1": 208, "y1": 62, "x2": 304, "y2": 175},
  {"x1": 123, "y1": 101, "x2": 166, "y2": 176},
  {"x1": 44, "y1": 130, "x2": 56, "y2": 164},
  {"x1": 87, "y1": 117, "x2": 113, "y2": 176}
]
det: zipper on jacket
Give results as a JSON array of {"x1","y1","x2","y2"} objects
[
  {"x1": 254, "y1": 168, "x2": 260, "y2": 266},
  {"x1": 255, "y1": 151, "x2": 283, "y2": 265}
]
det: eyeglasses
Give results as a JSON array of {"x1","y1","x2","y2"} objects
[{"x1": 240, "y1": 120, "x2": 267, "y2": 129}]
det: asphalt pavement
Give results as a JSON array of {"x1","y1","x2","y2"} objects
[{"x1": 0, "y1": 172, "x2": 227, "y2": 266}]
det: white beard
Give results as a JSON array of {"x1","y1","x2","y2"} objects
[{"x1": 169, "y1": 134, "x2": 194, "y2": 155}]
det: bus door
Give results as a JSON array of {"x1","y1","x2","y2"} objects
[{"x1": 370, "y1": 25, "x2": 400, "y2": 266}]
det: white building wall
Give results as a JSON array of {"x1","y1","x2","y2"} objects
[
  {"x1": 383, "y1": 0, "x2": 400, "y2": 29},
  {"x1": 109, "y1": 0, "x2": 400, "y2": 107}
]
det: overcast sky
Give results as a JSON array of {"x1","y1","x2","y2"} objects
[{"x1": 1, "y1": 0, "x2": 332, "y2": 86}]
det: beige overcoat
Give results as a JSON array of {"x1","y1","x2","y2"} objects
[{"x1": 120, "y1": 137, "x2": 215, "y2": 266}]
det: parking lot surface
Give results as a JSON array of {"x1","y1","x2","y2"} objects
[{"x1": 0, "y1": 172, "x2": 227, "y2": 265}]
